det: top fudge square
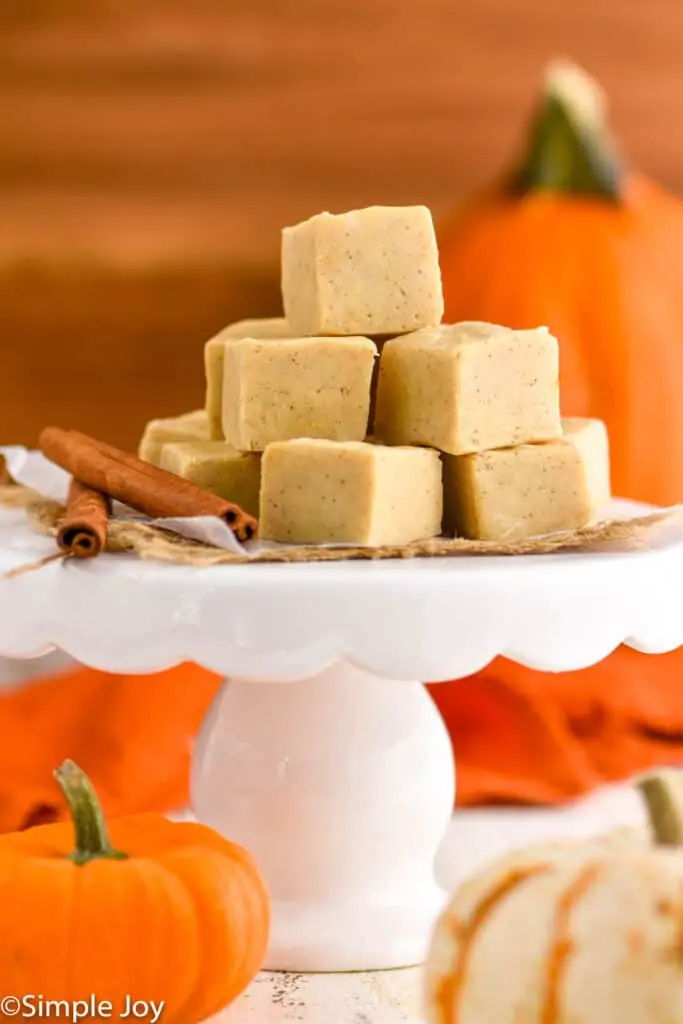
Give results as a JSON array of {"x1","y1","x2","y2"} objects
[
  {"x1": 281, "y1": 205, "x2": 444, "y2": 336},
  {"x1": 375, "y1": 321, "x2": 562, "y2": 455}
]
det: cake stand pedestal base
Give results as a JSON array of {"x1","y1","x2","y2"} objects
[{"x1": 191, "y1": 662, "x2": 455, "y2": 972}]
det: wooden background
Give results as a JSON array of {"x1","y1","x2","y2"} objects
[{"x1": 3, "y1": 0, "x2": 683, "y2": 448}]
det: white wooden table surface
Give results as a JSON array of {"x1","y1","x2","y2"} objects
[{"x1": 219, "y1": 969, "x2": 422, "y2": 1023}]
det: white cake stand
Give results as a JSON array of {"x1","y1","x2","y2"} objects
[{"x1": 1, "y1": 500, "x2": 683, "y2": 973}]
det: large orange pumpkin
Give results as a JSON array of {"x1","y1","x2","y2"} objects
[
  {"x1": 430, "y1": 61, "x2": 683, "y2": 808},
  {"x1": 0, "y1": 760, "x2": 270, "y2": 1022},
  {"x1": 438, "y1": 60, "x2": 683, "y2": 508}
]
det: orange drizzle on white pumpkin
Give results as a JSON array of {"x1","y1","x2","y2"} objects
[
  {"x1": 670, "y1": 883, "x2": 683, "y2": 966},
  {"x1": 435, "y1": 864, "x2": 549, "y2": 1023},
  {"x1": 541, "y1": 863, "x2": 603, "y2": 1024}
]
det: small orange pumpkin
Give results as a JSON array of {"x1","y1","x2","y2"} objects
[
  {"x1": 438, "y1": 60, "x2": 683, "y2": 508},
  {"x1": 0, "y1": 760, "x2": 270, "y2": 1022}
]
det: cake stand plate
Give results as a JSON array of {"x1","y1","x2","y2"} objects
[{"x1": 1, "y1": 501, "x2": 682, "y2": 972}]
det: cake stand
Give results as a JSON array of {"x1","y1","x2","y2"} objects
[{"x1": 1, "y1": 500, "x2": 683, "y2": 973}]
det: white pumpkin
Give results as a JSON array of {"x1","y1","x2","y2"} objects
[{"x1": 424, "y1": 773, "x2": 683, "y2": 1024}]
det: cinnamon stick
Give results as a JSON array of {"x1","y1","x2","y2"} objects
[
  {"x1": 57, "y1": 478, "x2": 111, "y2": 559},
  {"x1": 39, "y1": 426, "x2": 258, "y2": 542}
]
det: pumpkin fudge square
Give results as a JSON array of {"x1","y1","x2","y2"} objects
[
  {"x1": 158, "y1": 440, "x2": 261, "y2": 518},
  {"x1": 222, "y1": 336, "x2": 377, "y2": 451},
  {"x1": 138, "y1": 409, "x2": 209, "y2": 465},
  {"x1": 259, "y1": 439, "x2": 443, "y2": 546},
  {"x1": 375, "y1": 321, "x2": 562, "y2": 455},
  {"x1": 204, "y1": 317, "x2": 296, "y2": 440},
  {"x1": 281, "y1": 205, "x2": 444, "y2": 336}
]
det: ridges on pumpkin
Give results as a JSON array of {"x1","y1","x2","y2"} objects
[{"x1": 424, "y1": 772, "x2": 683, "y2": 1024}]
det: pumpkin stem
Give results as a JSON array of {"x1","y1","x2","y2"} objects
[
  {"x1": 512, "y1": 59, "x2": 622, "y2": 201},
  {"x1": 636, "y1": 770, "x2": 683, "y2": 847},
  {"x1": 54, "y1": 760, "x2": 127, "y2": 865}
]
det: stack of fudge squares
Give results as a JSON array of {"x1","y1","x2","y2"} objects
[{"x1": 138, "y1": 204, "x2": 610, "y2": 547}]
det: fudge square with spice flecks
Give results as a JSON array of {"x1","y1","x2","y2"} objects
[
  {"x1": 259, "y1": 438, "x2": 443, "y2": 545},
  {"x1": 281, "y1": 205, "x2": 444, "y2": 336},
  {"x1": 561, "y1": 416, "x2": 611, "y2": 508},
  {"x1": 442, "y1": 438, "x2": 597, "y2": 543},
  {"x1": 222, "y1": 335, "x2": 377, "y2": 452},
  {"x1": 204, "y1": 317, "x2": 296, "y2": 440},
  {"x1": 374, "y1": 322, "x2": 562, "y2": 456},
  {"x1": 138, "y1": 409, "x2": 209, "y2": 465},
  {"x1": 158, "y1": 440, "x2": 262, "y2": 518}
]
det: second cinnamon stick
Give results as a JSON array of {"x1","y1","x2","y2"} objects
[
  {"x1": 40, "y1": 426, "x2": 258, "y2": 542},
  {"x1": 58, "y1": 478, "x2": 111, "y2": 559}
]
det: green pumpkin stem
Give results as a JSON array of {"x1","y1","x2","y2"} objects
[
  {"x1": 513, "y1": 60, "x2": 622, "y2": 201},
  {"x1": 54, "y1": 759, "x2": 127, "y2": 865},
  {"x1": 636, "y1": 770, "x2": 683, "y2": 847}
]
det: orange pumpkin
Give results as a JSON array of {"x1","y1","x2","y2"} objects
[
  {"x1": 438, "y1": 60, "x2": 683, "y2": 508},
  {"x1": 0, "y1": 760, "x2": 270, "y2": 1022}
]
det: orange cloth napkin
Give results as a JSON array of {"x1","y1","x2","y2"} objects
[
  {"x1": 428, "y1": 646, "x2": 683, "y2": 806},
  {"x1": 0, "y1": 662, "x2": 222, "y2": 834}
]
